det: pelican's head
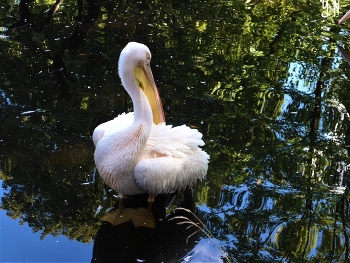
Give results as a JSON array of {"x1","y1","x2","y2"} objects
[
  {"x1": 118, "y1": 42, "x2": 165, "y2": 124},
  {"x1": 118, "y1": 42, "x2": 152, "y2": 71}
]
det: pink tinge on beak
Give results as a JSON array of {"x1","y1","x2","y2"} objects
[{"x1": 339, "y1": 9, "x2": 350, "y2": 24}]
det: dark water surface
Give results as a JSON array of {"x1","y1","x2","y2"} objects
[{"x1": 1, "y1": 0, "x2": 350, "y2": 262}]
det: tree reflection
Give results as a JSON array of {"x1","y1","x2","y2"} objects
[{"x1": 1, "y1": 0, "x2": 350, "y2": 262}]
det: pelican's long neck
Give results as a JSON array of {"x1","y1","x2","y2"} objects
[{"x1": 120, "y1": 67, "x2": 153, "y2": 128}]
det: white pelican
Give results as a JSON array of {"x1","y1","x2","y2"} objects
[{"x1": 93, "y1": 42, "x2": 209, "y2": 226}]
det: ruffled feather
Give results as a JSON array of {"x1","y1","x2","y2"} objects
[{"x1": 135, "y1": 122, "x2": 209, "y2": 194}]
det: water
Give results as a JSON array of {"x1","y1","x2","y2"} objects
[
  {"x1": 1, "y1": 0, "x2": 350, "y2": 262},
  {"x1": 0, "y1": 208, "x2": 93, "y2": 262}
]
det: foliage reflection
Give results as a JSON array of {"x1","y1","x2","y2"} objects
[{"x1": 1, "y1": 0, "x2": 350, "y2": 262}]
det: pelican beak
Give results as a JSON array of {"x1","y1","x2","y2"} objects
[
  {"x1": 134, "y1": 65, "x2": 165, "y2": 124},
  {"x1": 339, "y1": 10, "x2": 350, "y2": 24}
]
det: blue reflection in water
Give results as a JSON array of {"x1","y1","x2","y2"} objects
[
  {"x1": 183, "y1": 238, "x2": 226, "y2": 263},
  {"x1": 1, "y1": 180, "x2": 228, "y2": 262},
  {"x1": 0, "y1": 180, "x2": 93, "y2": 262}
]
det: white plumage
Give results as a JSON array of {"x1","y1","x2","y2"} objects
[{"x1": 93, "y1": 42, "x2": 209, "y2": 202}]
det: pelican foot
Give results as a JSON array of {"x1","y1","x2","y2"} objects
[
  {"x1": 131, "y1": 207, "x2": 155, "y2": 228},
  {"x1": 101, "y1": 207, "x2": 155, "y2": 228}
]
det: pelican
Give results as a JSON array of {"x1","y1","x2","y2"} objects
[{"x1": 93, "y1": 42, "x2": 209, "y2": 226}]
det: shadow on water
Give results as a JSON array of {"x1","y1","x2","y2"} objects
[{"x1": 91, "y1": 189, "x2": 206, "y2": 263}]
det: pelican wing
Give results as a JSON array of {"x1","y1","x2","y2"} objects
[
  {"x1": 135, "y1": 123, "x2": 209, "y2": 194},
  {"x1": 142, "y1": 123, "x2": 204, "y2": 157},
  {"x1": 93, "y1": 112, "x2": 134, "y2": 146}
]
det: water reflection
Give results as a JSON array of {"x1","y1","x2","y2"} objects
[
  {"x1": 1, "y1": 0, "x2": 350, "y2": 262},
  {"x1": 91, "y1": 189, "x2": 208, "y2": 263}
]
